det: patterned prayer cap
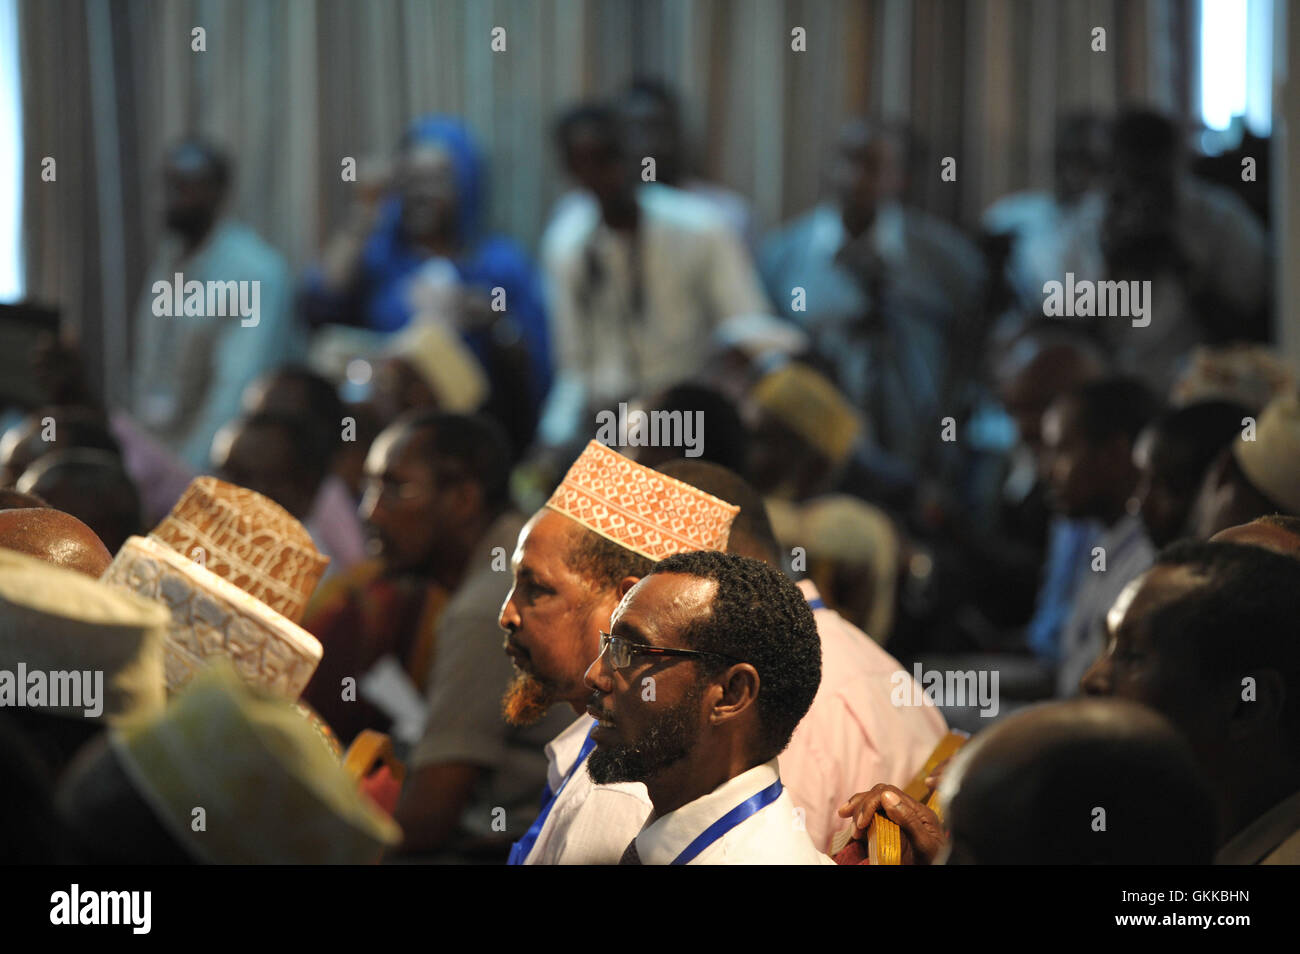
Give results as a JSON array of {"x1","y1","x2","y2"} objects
[{"x1": 545, "y1": 441, "x2": 740, "y2": 561}]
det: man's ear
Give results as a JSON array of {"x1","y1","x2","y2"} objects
[
  {"x1": 1229, "y1": 668, "x2": 1286, "y2": 742},
  {"x1": 710, "y1": 664, "x2": 761, "y2": 727},
  {"x1": 617, "y1": 575, "x2": 642, "y2": 598}
]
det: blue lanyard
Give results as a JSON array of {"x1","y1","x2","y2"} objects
[
  {"x1": 807, "y1": 597, "x2": 826, "y2": 611},
  {"x1": 507, "y1": 726, "x2": 598, "y2": 865},
  {"x1": 670, "y1": 779, "x2": 784, "y2": 865}
]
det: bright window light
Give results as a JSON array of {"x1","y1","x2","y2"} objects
[
  {"x1": 1200, "y1": 0, "x2": 1272, "y2": 138},
  {"x1": 0, "y1": 0, "x2": 23, "y2": 301},
  {"x1": 1201, "y1": 0, "x2": 1249, "y2": 131}
]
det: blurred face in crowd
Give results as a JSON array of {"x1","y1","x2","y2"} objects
[
  {"x1": 830, "y1": 122, "x2": 903, "y2": 230},
  {"x1": 1053, "y1": 117, "x2": 1109, "y2": 205},
  {"x1": 1040, "y1": 396, "x2": 1122, "y2": 519},
  {"x1": 1132, "y1": 426, "x2": 1192, "y2": 548},
  {"x1": 621, "y1": 90, "x2": 683, "y2": 185},
  {"x1": 1000, "y1": 372, "x2": 1054, "y2": 458},
  {"x1": 371, "y1": 357, "x2": 438, "y2": 425},
  {"x1": 162, "y1": 145, "x2": 225, "y2": 239},
  {"x1": 212, "y1": 419, "x2": 316, "y2": 521},
  {"x1": 499, "y1": 510, "x2": 624, "y2": 724},
  {"x1": 358, "y1": 423, "x2": 453, "y2": 574},
  {"x1": 1081, "y1": 568, "x2": 1231, "y2": 762},
  {"x1": 563, "y1": 122, "x2": 632, "y2": 209},
  {"x1": 584, "y1": 573, "x2": 717, "y2": 784},
  {"x1": 1190, "y1": 449, "x2": 1279, "y2": 540},
  {"x1": 398, "y1": 144, "x2": 459, "y2": 243}
]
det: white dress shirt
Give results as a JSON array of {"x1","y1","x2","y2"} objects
[
  {"x1": 519, "y1": 714, "x2": 651, "y2": 865},
  {"x1": 538, "y1": 184, "x2": 770, "y2": 445},
  {"x1": 631, "y1": 759, "x2": 836, "y2": 865}
]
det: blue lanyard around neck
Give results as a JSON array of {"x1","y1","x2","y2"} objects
[
  {"x1": 669, "y1": 779, "x2": 784, "y2": 865},
  {"x1": 507, "y1": 725, "x2": 598, "y2": 866}
]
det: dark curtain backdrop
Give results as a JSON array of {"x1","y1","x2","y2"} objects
[{"x1": 19, "y1": 0, "x2": 1196, "y2": 404}]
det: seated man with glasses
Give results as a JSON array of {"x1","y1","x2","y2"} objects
[{"x1": 585, "y1": 549, "x2": 833, "y2": 864}]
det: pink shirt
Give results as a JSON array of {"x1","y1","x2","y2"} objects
[{"x1": 781, "y1": 580, "x2": 948, "y2": 852}]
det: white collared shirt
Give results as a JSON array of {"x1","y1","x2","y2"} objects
[
  {"x1": 520, "y1": 714, "x2": 651, "y2": 865},
  {"x1": 632, "y1": 759, "x2": 836, "y2": 865}
]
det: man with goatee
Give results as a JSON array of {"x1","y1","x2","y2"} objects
[{"x1": 500, "y1": 440, "x2": 739, "y2": 863}]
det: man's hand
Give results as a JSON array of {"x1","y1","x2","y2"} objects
[{"x1": 836, "y1": 784, "x2": 946, "y2": 865}]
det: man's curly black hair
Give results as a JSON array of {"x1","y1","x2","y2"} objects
[{"x1": 648, "y1": 550, "x2": 821, "y2": 763}]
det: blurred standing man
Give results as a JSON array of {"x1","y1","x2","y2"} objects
[
  {"x1": 539, "y1": 104, "x2": 769, "y2": 447},
  {"x1": 1056, "y1": 109, "x2": 1269, "y2": 389},
  {"x1": 761, "y1": 119, "x2": 985, "y2": 472},
  {"x1": 132, "y1": 138, "x2": 297, "y2": 470},
  {"x1": 548, "y1": 80, "x2": 757, "y2": 252}
]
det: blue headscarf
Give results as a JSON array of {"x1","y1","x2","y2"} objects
[{"x1": 397, "y1": 115, "x2": 486, "y2": 244}]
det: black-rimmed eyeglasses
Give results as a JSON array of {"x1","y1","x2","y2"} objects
[{"x1": 597, "y1": 632, "x2": 743, "y2": 672}]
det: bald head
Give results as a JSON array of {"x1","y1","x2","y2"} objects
[
  {"x1": 1211, "y1": 515, "x2": 1300, "y2": 558},
  {"x1": 0, "y1": 508, "x2": 113, "y2": 578},
  {"x1": 940, "y1": 699, "x2": 1216, "y2": 864}
]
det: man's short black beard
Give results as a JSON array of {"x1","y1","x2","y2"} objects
[{"x1": 587, "y1": 684, "x2": 703, "y2": 785}]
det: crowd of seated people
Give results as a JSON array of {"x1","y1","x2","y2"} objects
[{"x1": 3, "y1": 82, "x2": 1298, "y2": 866}]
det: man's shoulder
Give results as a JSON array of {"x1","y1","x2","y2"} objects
[
  {"x1": 540, "y1": 196, "x2": 600, "y2": 264},
  {"x1": 899, "y1": 207, "x2": 982, "y2": 267},
  {"x1": 211, "y1": 221, "x2": 290, "y2": 278}
]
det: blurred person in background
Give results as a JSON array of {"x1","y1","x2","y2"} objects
[
  {"x1": 300, "y1": 411, "x2": 513, "y2": 745},
  {"x1": 761, "y1": 118, "x2": 985, "y2": 474},
  {"x1": 1191, "y1": 393, "x2": 1300, "y2": 539},
  {"x1": 1131, "y1": 400, "x2": 1252, "y2": 548},
  {"x1": 1055, "y1": 109, "x2": 1270, "y2": 389},
  {"x1": 538, "y1": 102, "x2": 769, "y2": 448},
  {"x1": 299, "y1": 116, "x2": 552, "y2": 439},
  {"x1": 131, "y1": 138, "x2": 298, "y2": 470},
  {"x1": 240, "y1": 366, "x2": 368, "y2": 574},
  {"x1": 982, "y1": 112, "x2": 1111, "y2": 317},
  {"x1": 548, "y1": 79, "x2": 757, "y2": 252},
  {"x1": 1, "y1": 406, "x2": 123, "y2": 489},
  {"x1": 15, "y1": 449, "x2": 143, "y2": 555},
  {"x1": 1040, "y1": 376, "x2": 1161, "y2": 696}
]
